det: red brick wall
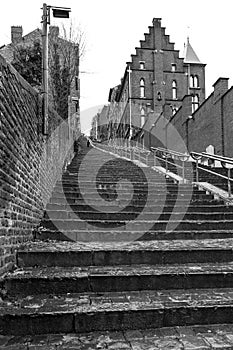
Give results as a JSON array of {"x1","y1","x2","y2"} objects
[{"x1": 0, "y1": 54, "x2": 78, "y2": 275}]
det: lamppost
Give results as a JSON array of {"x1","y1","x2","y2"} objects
[
  {"x1": 127, "y1": 63, "x2": 133, "y2": 143},
  {"x1": 41, "y1": 4, "x2": 71, "y2": 135}
]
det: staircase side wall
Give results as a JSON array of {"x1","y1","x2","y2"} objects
[{"x1": 0, "y1": 54, "x2": 79, "y2": 275}]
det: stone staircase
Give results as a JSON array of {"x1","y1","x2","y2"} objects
[{"x1": 2, "y1": 142, "x2": 233, "y2": 348}]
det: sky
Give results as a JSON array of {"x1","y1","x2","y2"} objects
[{"x1": 1, "y1": 0, "x2": 233, "y2": 134}]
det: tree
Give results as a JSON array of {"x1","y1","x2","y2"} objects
[
  {"x1": 11, "y1": 40, "x2": 42, "y2": 88},
  {"x1": 49, "y1": 22, "x2": 86, "y2": 119},
  {"x1": 11, "y1": 22, "x2": 86, "y2": 119}
]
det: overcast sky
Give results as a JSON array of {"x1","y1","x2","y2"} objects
[{"x1": 1, "y1": 0, "x2": 233, "y2": 133}]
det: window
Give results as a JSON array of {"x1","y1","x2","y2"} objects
[
  {"x1": 194, "y1": 75, "x2": 199, "y2": 87},
  {"x1": 140, "y1": 61, "x2": 145, "y2": 70},
  {"x1": 192, "y1": 94, "x2": 199, "y2": 113},
  {"x1": 190, "y1": 75, "x2": 199, "y2": 88},
  {"x1": 141, "y1": 108, "x2": 145, "y2": 127},
  {"x1": 140, "y1": 78, "x2": 145, "y2": 98},
  {"x1": 171, "y1": 64, "x2": 176, "y2": 72},
  {"x1": 190, "y1": 75, "x2": 194, "y2": 87},
  {"x1": 172, "y1": 106, "x2": 178, "y2": 115},
  {"x1": 172, "y1": 80, "x2": 177, "y2": 99},
  {"x1": 75, "y1": 76, "x2": 79, "y2": 90}
]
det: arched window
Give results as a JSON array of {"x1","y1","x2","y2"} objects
[
  {"x1": 171, "y1": 64, "x2": 176, "y2": 72},
  {"x1": 140, "y1": 78, "x2": 145, "y2": 98},
  {"x1": 192, "y1": 94, "x2": 199, "y2": 113},
  {"x1": 141, "y1": 108, "x2": 145, "y2": 127},
  {"x1": 194, "y1": 75, "x2": 199, "y2": 88},
  {"x1": 140, "y1": 61, "x2": 145, "y2": 70},
  {"x1": 172, "y1": 80, "x2": 177, "y2": 99},
  {"x1": 190, "y1": 75, "x2": 194, "y2": 88}
]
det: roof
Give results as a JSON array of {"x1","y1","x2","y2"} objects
[{"x1": 183, "y1": 37, "x2": 202, "y2": 64}]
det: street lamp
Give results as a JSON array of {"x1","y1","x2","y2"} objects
[
  {"x1": 127, "y1": 63, "x2": 133, "y2": 143},
  {"x1": 41, "y1": 3, "x2": 71, "y2": 135}
]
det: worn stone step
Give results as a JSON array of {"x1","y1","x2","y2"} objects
[
  {"x1": 5, "y1": 262, "x2": 233, "y2": 297},
  {"x1": 53, "y1": 186, "x2": 203, "y2": 194},
  {"x1": 3, "y1": 324, "x2": 233, "y2": 349},
  {"x1": 46, "y1": 202, "x2": 232, "y2": 213},
  {"x1": 40, "y1": 218, "x2": 233, "y2": 231},
  {"x1": 48, "y1": 197, "x2": 215, "y2": 205},
  {"x1": 17, "y1": 239, "x2": 233, "y2": 267},
  {"x1": 35, "y1": 228, "x2": 233, "y2": 242},
  {"x1": 2, "y1": 288, "x2": 233, "y2": 335},
  {"x1": 44, "y1": 210, "x2": 233, "y2": 221}
]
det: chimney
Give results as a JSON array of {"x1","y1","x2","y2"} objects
[
  {"x1": 11, "y1": 26, "x2": 23, "y2": 44},
  {"x1": 213, "y1": 77, "x2": 229, "y2": 103}
]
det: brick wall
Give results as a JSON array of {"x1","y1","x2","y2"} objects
[
  {"x1": 0, "y1": 54, "x2": 79, "y2": 275},
  {"x1": 170, "y1": 79, "x2": 233, "y2": 158}
]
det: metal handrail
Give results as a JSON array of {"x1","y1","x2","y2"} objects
[
  {"x1": 191, "y1": 151, "x2": 233, "y2": 167},
  {"x1": 151, "y1": 146, "x2": 190, "y2": 160},
  {"x1": 108, "y1": 143, "x2": 233, "y2": 198},
  {"x1": 190, "y1": 151, "x2": 233, "y2": 197},
  {"x1": 150, "y1": 147, "x2": 190, "y2": 183}
]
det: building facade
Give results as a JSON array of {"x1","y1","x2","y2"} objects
[
  {"x1": 90, "y1": 105, "x2": 110, "y2": 141},
  {"x1": 170, "y1": 77, "x2": 233, "y2": 157},
  {"x1": 108, "y1": 18, "x2": 206, "y2": 148}
]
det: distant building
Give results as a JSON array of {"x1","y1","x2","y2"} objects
[
  {"x1": 107, "y1": 18, "x2": 206, "y2": 148},
  {"x1": 90, "y1": 105, "x2": 110, "y2": 141}
]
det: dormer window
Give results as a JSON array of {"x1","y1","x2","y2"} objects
[
  {"x1": 171, "y1": 64, "x2": 176, "y2": 72},
  {"x1": 140, "y1": 61, "x2": 145, "y2": 70}
]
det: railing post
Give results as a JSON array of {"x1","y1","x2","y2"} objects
[
  {"x1": 228, "y1": 168, "x2": 231, "y2": 197},
  {"x1": 165, "y1": 155, "x2": 168, "y2": 173},
  {"x1": 196, "y1": 159, "x2": 199, "y2": 182},
  {"x1": 182, "y1": 160, "x2": 185, "y2": 184}
]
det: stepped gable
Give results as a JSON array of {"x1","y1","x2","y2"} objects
[{"x1": 2, "y1": 142, "x2": 233, "y2": 346}]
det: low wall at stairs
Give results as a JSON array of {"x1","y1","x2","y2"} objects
[{"x1": 0, "y1": 54, "x2": 80, "y2": 275}]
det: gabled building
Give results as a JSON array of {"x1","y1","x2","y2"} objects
[{"x1": 108, "y1": 18, "x2": 205, "y2": 148}]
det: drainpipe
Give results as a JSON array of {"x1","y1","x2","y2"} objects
[{"x1": 220, "y1": 97, "x2": 225, "y2": 156}]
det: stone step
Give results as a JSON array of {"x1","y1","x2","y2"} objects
[
  {"x1": 51, "y1": 191, "x2": 206, "y2": 198},
  {"x1": 52, "y1": 188, "x2": 206, "y2": 197},
  {"x1": 3, "y1": 324, "x2": 233, "y2": 349},
  {"x1": 37, "y1": 228, "x2": 233, "y2": 241},
  {"x1": 44, "y1": 210, "x2": 233, "y2": 221},
  {"x1": 49, "y1": 197, "x2": 215, "y2": 205},
  {"x1": 46, "y1": 203, "x2": 232, "y2": 212},
  {"x1": 40, "y1": 218, "x2": 233, "y2": 231},
  {"x1": 35, "y1": 229, "x2": 233, "y2": 242},
  {"x1": 2, "y1": 288, "x2": 233, "y2": 335},
  {"x1": 53, "y1": 184, "x2": 202, "y2": 192},
  {"x1": 17, "y1": 240, "x2": 233, "y2": 267},
  {"x1": 5, "y1": 262, "x2": 233, "y2": 297}
]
